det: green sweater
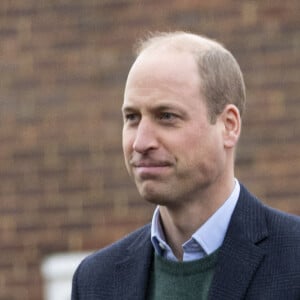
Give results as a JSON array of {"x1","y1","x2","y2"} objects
[{"x1": 147, "y1": 250, "x2": 219, "y2": 300}]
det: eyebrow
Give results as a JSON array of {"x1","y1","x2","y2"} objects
[
  {"x1": 121, "y1": 105, "x2": 137, "y2": 113},
  {"x1": 122, "y1": 101, "x2": 186, "y2": 113}
]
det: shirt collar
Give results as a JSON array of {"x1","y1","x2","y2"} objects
[
  {"x1": 151, "y1": 179, "x2": 240, "y2": 261},
  {"x1": 151, "y1": 206, "x2": 170, "y2": 257}
]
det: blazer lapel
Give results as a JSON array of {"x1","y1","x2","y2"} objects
[
  {"x1": 209, "y1": 185, "x2": 268, "y2": 300},
  {"x1": 114, "y1": 225, "x2": 153, "y2": 300}
]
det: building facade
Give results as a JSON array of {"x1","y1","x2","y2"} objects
[{"x1": 0, "y1": 1, "x2": 299, "y2": 299}]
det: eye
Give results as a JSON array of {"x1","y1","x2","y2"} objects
[
  {"x1": 158, "y1": 112, "x2": 177, "y2": 121},
  {"x1": 124, "y1": 113, "x2": 140, "y2": 124}
]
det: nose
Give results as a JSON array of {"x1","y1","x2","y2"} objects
[{"x1": 133, "y1": 118, "x2": 158, "y2": 153}]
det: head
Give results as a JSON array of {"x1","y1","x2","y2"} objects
[
  {"x1": 122, "y1": 31, "x2": 245, "y2": 207},
  {"x1": 135, "y1": 31, "x2": 246, "y2": 124}
]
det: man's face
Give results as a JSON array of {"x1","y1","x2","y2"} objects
[{"x1": 122, "y1": 49, "x2": 227, "y2": 207}]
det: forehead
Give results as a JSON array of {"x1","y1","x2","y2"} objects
[
  {"x1": 125, "y1": 50, "x2": 201, "y2": 98},
  {"x1": 127, "y1": 49, "x2": 199, "y2": 87},
  {"x1": 123, "y1": 49, "x2": 206, "y2": 114}
]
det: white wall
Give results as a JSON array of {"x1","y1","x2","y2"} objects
[{"x1": 41, "y1": 252, "x2": 91, "y2": 300}]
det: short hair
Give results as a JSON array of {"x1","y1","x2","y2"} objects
[{"x1": 134, "y1": 31, "x2": 246, "y2": 123}]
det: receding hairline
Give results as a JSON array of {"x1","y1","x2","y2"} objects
[
  {"x1": 132, "y1": 31, "x2": 246, "y2": 122},
  {"x1": 134, "y1": 31, "x2": 228, "y2": 57}
]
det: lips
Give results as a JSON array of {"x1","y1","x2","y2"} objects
[
  {"x1": 130, "y1": 159, "x2": 172, "y2": 178},
  {"x1": 133, "y1": 161, "x2": 171, "y2": 168}
]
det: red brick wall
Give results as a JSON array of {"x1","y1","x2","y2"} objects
[{"x1": 0, "y1": 1, "x2": 299, "y2": 299}]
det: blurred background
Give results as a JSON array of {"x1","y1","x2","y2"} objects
[{"x1": 0, "y1": 0, "x2": 299, "y2": 299}]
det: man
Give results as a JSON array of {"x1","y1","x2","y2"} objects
[{"x1": 72, "y1": 32, "x2": 300, "y2": 299}]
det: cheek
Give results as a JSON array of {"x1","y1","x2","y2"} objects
[
  {"x1": 122, "y1": 144, "x2": 132, "y2": 175},
  {"x1": 122, "y1": 130, "x2": 138, "y2": 175},
  {"x1": 122, "y1": 129, "x2": 132, "y2": 152},
  {"x1": 179, "y1": 130, "x2": 221, "y2": 165}
]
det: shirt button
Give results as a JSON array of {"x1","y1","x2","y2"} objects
[
  {"x1": 159, "y1": 242, "x2": 166, "y2": 250},
  {"x1": 190, "y1": 243, "x2": 199, "y2": 249}
]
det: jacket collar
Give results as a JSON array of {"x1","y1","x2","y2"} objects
[
  {"x1": 209, "y1": 184, "x2": 268, "y2": 299},
  {"x1": 112, "y1": 184, "x2": 269, "y2": 300},
  {"x1": 114, "y1": 224, "x2": 153, "y2": 300}
]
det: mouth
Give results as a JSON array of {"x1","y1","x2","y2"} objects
[
  {"x1": 133, "y1": 161, "x2": 171, "y2": 168},
  {"x1": 131, "y1": 160, "x2": 172, "y2": 178}
]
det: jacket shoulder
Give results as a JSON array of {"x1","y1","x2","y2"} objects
[
  {"x1": 72, "y1": 224, "x2": 151, "y2": 299},
  {"x1": 236, "y1": 184, "x2": 300, "y2": 239},
  {"x1": 74, "y1": 223, "x2": 151, "y2": 277},
  {"x1": 264, "y1": 205, "x2": 300, "y2": 240}
]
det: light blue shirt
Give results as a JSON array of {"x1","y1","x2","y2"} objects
[{"x1": 151, "y1": 179, "x2": 240, "y2": 261}]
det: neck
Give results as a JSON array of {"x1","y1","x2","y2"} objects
[{"x1": 159, "y1": 177, "x2": 235, "y2": 260}]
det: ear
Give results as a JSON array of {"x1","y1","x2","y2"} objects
[{"x1": 220, "y1": 104, "x2": 241, "y2": 148}]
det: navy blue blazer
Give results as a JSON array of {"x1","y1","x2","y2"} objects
[{"x1": 72, "y1": 185, "x2": 300, "y2": 299}]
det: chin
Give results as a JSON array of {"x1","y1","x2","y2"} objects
[
  {"x1": 136, "y1": 180, "x2": 179, "y2": 205},
  {"x1": 139, "y1": 189, "x2": 174, "y2": 206}
]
